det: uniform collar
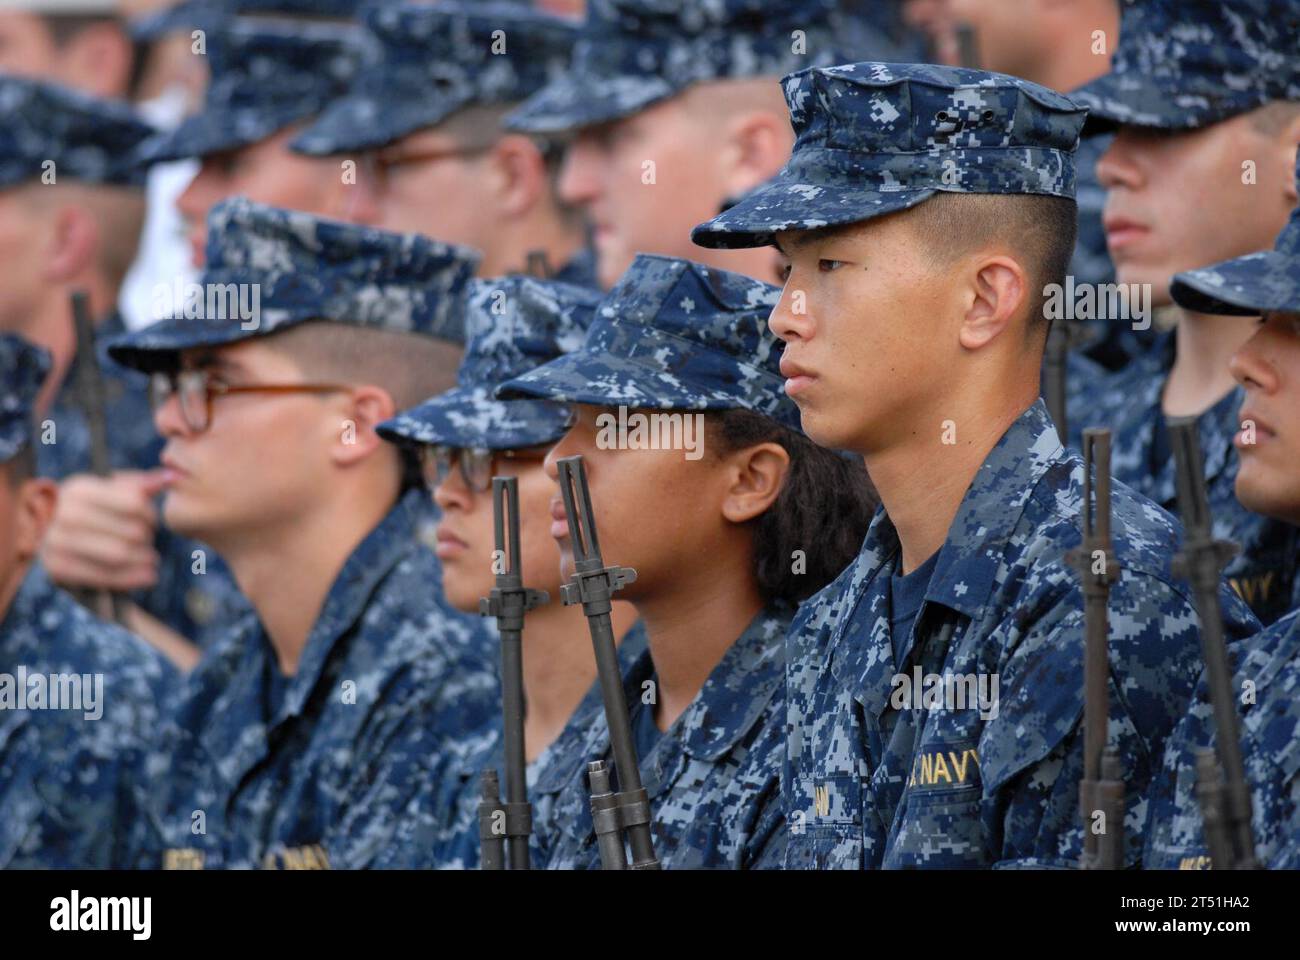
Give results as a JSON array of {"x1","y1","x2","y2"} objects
[
  {"x1": 532, "y1": 604, "x2": 788, "y2": 794},
  {"x1": 831, "y1": 399, "x2": 1069, "y2": 711},
  {"x1": 669, "y1": 603, "x2": 788, "y2": 762},
  {"x1": 197, "y1": 489, "x2": 428, "y2": 782},
  {"x1": 277, "y1": 488, "x2": 428, "y2": 724},
  {"x1": 0, "y1": 564, "x2": 56, "y2": 653},
  {"x1": 1115, "y1": 331, "x2": 1238, "y2": 504}
]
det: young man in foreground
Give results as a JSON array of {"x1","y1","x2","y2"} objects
[
  {"x1": 693, "y1": 61, "x2": 1259, "y2": 868},
  {"x1": 108, "y1": 198, "x2": 498, "y2": 869}
]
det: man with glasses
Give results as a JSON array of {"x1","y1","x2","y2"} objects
[
  {"x1": 107, "y1": 197, "x2": 498, "y2": 870},
  {"x1": 291, "y1": 2, "x2": 594, "y2": 285}
]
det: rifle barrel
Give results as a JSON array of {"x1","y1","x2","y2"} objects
[
  {"x1": 557, "y1": 456, "x2": 660, "y2": 870},
  {"x1": 1168, "y1": 417, "x2": 1257, "y2": 869}
]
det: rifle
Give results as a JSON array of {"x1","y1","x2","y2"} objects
[
  {"x1": 1066, "y1": 429, "x2": 1125, "y2": 869},
  {"x1": 524, "y1": 250, "x2": 555, "y2": 280},
  {"x1": 69, "y1": 290, "x2": 129, "y2": 624},
  {"x1": 1168, "y1": 416, "x2": 1258, "y2": 869},
  {"x1": 477, "y1": 477, "x2": 547, "y2": 870},
  {"x1": 1044, "y1": 321, "x2": 1069, "y2": 444},
  {"x1": 555, "y1": 455, "x2": 660, "y2": 870}
]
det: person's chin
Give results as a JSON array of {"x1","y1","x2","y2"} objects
[
  {"x1": 442, "y1": 574, "x2": 483, "y2": 616},
  {"x1": 595, "y1": 240, "x2": 633, "y2": 291},
  {"x1": 1236, "y1": 462, "x2": 1300, "y2": 524},
  {"x1": 161, "y1": 492, "x2": 204, "y2": 539}
]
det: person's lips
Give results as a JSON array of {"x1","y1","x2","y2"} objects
[
  {"x1": 1236, "y1": 407, "x2": 1276, "y2": 450},
  {"x1": 550, "y1": 497, "x2": 570, "y2": 541},
  {"x1": 434, "y1": 525, "x2": 469, "y2": 561},
  {"x1": 1103, "y1": 214, "x2": 1151, "y2": 252},
  {"x1": 159, "y1": 453, "x2": 189, "y2": 485},
  {"x1": 779, "y1": 354, "x2": 817, "y2": 398}
]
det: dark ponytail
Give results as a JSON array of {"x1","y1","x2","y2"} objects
[{"x1": 710, "y1": 410, "x2": 878, "y2": 604}]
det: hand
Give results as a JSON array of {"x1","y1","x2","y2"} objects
[{"x1": 41, "y1": 469, "x2": 171, "y2": 593}]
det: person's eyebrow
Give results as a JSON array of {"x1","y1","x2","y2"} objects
[
  {"x1": 775, "y1": 225, "x2": 843, "y2": 257},
  {"x1": 187, "y1": 352, "x2": 242, "y2": 376}
]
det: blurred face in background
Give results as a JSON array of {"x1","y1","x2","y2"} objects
[
  {"x1": 0, "y1": 11, "x2": 133, "y2": 99},
  {"x1": 1096, "y1": 114, "x2": 1300, "y2": 306},
  {"x1": 430, "y1": 446, "x2": 559, "y2": 612},
  {"x1": 176, "y1": 127, "x2": 350, "y2": 266},
  {"x1": 1230, "y1": 311, "x2": 1300, "y2": 525}
]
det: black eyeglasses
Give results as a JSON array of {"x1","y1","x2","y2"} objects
[
  {"x1": 150, "y1": 368, "x2": 351, "y2": 434},
  {"x1": 420, "y1": 444, "x2": 551, "y2": 494}
]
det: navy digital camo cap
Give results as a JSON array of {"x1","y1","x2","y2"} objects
[
  {"x1": 137, "y1": 19, "x2": 363, "y2": 164},
  {"x1": 497, "y1": 254, "x2": 800, "y2": 431},
  {"x1": 0, "y1": 76, "x2": 156, "y2": 189},
  {"x1": 1170, "y1": 154, "x2": 1300, "y2": 316},
  {"x1": 107, "y1": 196, "x2": 481, "y2": 373},
  {"x1": 293, "y1": 2, "x2": 578, "y2": 156},
  {"x1": 691, "y1": 61, "x2": 1086, "y2": 250},
  {"x1": 1071, "y1": 0, "x2": 1300, "y2": 132},
  {"x1": 0, "y1": 333, "x2": 51, "y2": 465},
  {"x1": 378, "y1": 276, "x2": 600, "y2": 452},
  {"x1": 504, "y1": 0, "x2": 844, "y2": 134},
  {"x1": 130, "y1": 0, "x2": 369, "y2": 40}
]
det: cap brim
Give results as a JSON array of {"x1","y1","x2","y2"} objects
[
  {"x1": 505, "y1": 73, "x2": 678, "y2": 135},
  {"x1": 692, "y1": 175, "x2": 937, "y2": 250},
  {"x1": 292, "y1": 90, "x2": 466, "y2": 156},
  {"x1": 106, "y1": 315, "x2": 288, "y2": 373},
  {"x1": 140, "y1": 106, "x2": 307, "y2": 163},
  {"x1": 378, "y1": 386, "x2": 572, "y2": 451},
  {"x1": 495, "y1": 349, "x2": 755, "y2": 414},
  {"x1": 1071, "y1": 72, "x2": 1267, "y2": 135},
  {"x1": 1170, "y1": 252, "x2": 1298, "y2": 317}
]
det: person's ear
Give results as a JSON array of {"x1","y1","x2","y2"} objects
[
  {"x1": 15, "y1": 478, "x2": 58, "y2": 562},
  {"x1": 958, "y1": 255, "x2": 1027, "y2": 351},
  {"x1": 719, "y1": 111, "x2": 792, "y2": 200},
  {"x1": 719, "y1": 441, "x2": 790, "y2": 525},
  {"x1": 329, "y1": 386, "x2": 396, "y2": 467},
  {"x1": 487, "y1": 134, "x2": 547, "y2": 219},
  {"x1": 42, "y1": 204, "x2": 99, "y2": 284}
]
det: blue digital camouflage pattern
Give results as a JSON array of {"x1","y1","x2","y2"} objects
[
  {"x1": 138, "y1": 18, "x2": 363, "y2": 164},
  {"x1": 108, "y1": 197, "x2": 481, "y2": 373},
  {"x1": 378, "y1": 275, "x2": 600, "y2": 452},
  {"x1": 365, "y1": 621, "x2": 650, "y2": 869},
  {"x1": 137, "y1": 489, "x2": 499, "y2": 869},
  {"x1": 538, "y1": 606, "x2": 791, "y2": 869},
  {"x1": 1072, "y1": 0, "x2": 1300, "y2": 133},
  {"x1": 1069, "y1": 333, "x2": 1300, "y2": 626},
  {"x1": 293, "y1": 3, "x2": 578, "y2": 156},
  {"x1": 0, "y1": 333, "x2": 49, "y2": 464},
  {"x1": 0, "y1": 564, "x2": 175, "y2": 868},
  {"x1": 1245, "y1": 611, "x2": 1300, "y2": 868},
  {"x1": 131, "y1": 0, "x2": 369, "y2": 40},
  {"x1": 37, "y1": 313, "x2": 248, "y2": 647},
  {"x1": 0, "y1": 75, "x2": 155, "y2": 189},
  {"x1": 783, "y1": 399, "x2": 1260, "y2": 868},
  {"x1": 504, "y1": 0, "x2": 845, "y2": 134},
  {"x1": 1144, "y1": 608, "x2": 1298, "y2": 868},
  {"x1": 692, "y1": 62, "x2": 1086, "y2": 250},
  {"x1": 497, "y1": 254, "x2": 799, "y2": 431},
  {"x1": 1171, "y1": 154, "x2": 1300, "y2": 317}
]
